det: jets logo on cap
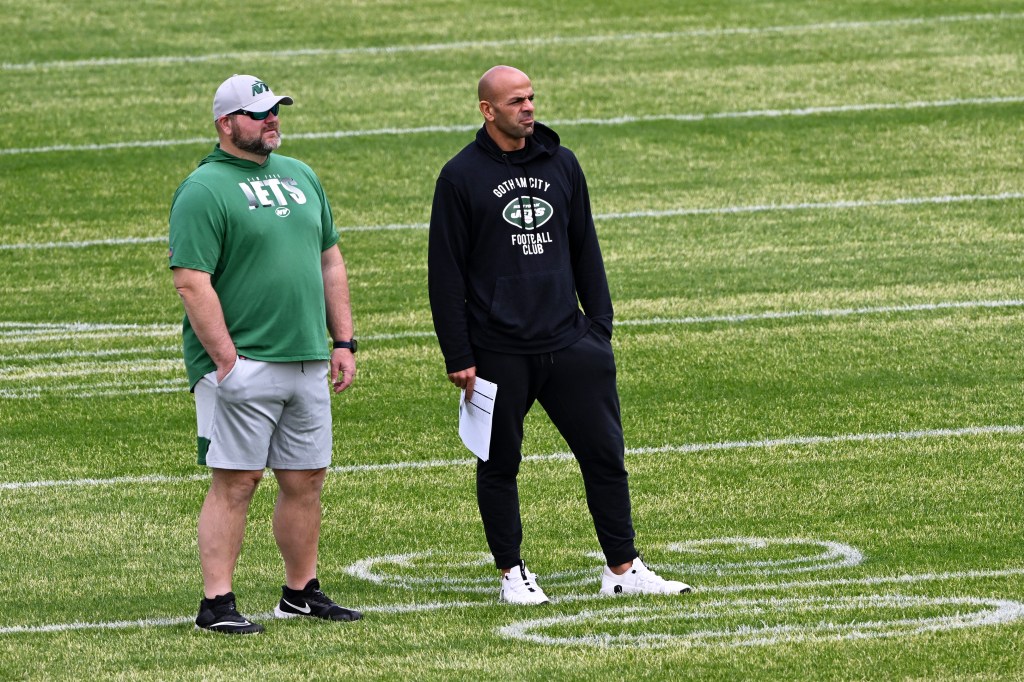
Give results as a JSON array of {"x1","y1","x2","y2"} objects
[
  {"x1": 502, "y1": 196, "x2": 553, "y2": 230},
  {"x1": 251, "y1": 80, "x2": 269, "y2": 96}
]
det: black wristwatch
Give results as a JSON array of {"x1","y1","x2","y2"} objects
[{"x1": 333, "y1": 338, "x2": 358, "y2": 353}]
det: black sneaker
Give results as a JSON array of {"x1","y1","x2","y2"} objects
[
  {"x1": 275, "y1": 578, "x2": 362, "y2": 622},
  {"x1": 194, "y1": 592, "x2": 265, "y2": 634}
]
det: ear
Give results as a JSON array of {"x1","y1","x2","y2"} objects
[{"x1": 479, "y1": 100, "x2": 495, "y2": 122}]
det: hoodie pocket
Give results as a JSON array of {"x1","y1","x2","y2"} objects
[{"x1": 488, "y1": 269, "x2": 578, "y2": 341}]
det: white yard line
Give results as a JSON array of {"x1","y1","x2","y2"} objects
[
  {"x1": 613, "y1": 299, "x2": 1024, "y2": 327},
  {"x1": 3, "y1": 12, "x2": 1020, "y2": 72},
  {"x1": 3, "y1": 191, "x2": 1022, "y2": 251},
  {"x1": 2, "y1": 424, "x2": 1020, "y2": 491},
  {"x1": 1, "y1": 299, "x2": 1021, "y2": 397},
  {"x1": 0, "y1": 359, "x2": 180, "y2": 380},
  {"x1": 0, "y1": 346, "x2": 179, "y2": 363},
  {"x1": 0, "y1": 299, "x2": 1019, "y2": 342},
  {"x1": 3, "y1": 96, "x2": 1022, "y2": 157},
  {"x1": 2, "y1": 299, "x2": 1022, "y2": 347}
]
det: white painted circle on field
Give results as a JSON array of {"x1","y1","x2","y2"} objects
[
  {"x1": 662, "y1": 537, "x2": 863, "y2": 575},
  {"x1": 341, "y1": 549, "x2": 601, "y2": 592},
  {"x1": 497, "y1": 595, "x2": 1024, "y2": 649},
  {"x1": 342, "y1": 537, "x2": 866, "y2": 593},
  {"x1": 342, "y1": 551, "x2": 498, "y2": 592}
]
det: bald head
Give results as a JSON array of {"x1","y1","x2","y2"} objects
[
  {"x1": 477, "y1": 65, "x2": 536, "y2": 151},
  {"x1": 478, "y1": 65, "x2": 530, "y2": 102}
]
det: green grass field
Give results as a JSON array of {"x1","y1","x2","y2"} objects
[{"x1": 2, "y1": 1, "x2": 1023, "y2": 679}]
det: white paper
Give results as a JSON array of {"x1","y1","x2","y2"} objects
[{"x1": 459, "y1": 377, "x2": 497, "y2": 461}]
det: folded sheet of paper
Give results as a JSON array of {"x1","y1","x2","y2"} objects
[{"x1": 459, "y1": 377, "x2": 497, "y2": 461}]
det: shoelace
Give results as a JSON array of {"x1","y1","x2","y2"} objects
[
  {"x1": 506, "y1": 567, "x2": 540, "y2": 593},
  {"x1": 635, "y1": 568, "x2": 666, "y2": 588},
  {"x1": 304, "y1": 588, "x2": 334, "y2": 606}
]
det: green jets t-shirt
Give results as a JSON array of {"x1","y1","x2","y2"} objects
[{"x1": 168, "y1": 146, "x2": 340, "y2": 388}]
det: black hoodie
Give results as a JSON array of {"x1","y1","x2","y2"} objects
[{"x1": 428, "y1": 122, "x2": 614, "y2": 374}]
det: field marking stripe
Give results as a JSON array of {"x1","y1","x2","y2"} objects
[
  {"x1": 2, "y1": 299, "x2": 1022, "y2": 346},
  {"x1": 0, "y1": 321, "x2": 173, "y2": 331},
  {"x1": 702, "y1": 567, "x2": 1024, "y2": 595},
  {"x1": 613, "y1": 299, "x2": 1024, "y2": 327},
  {"x1": 3, "y1": 96, "x2": 1022, "y2": 157},
  {"x1": 499, "y1": 594, "x2": 1024, "y2": 648},
  {"x1": 0, "y1": 359, "x2": 180, "y2": 380},
  {"x1": 1, "y1": 424, "x2": 1019, "y2": 491},
  {"x1": 0, "y1": 615, "x2": 196, "y2": 634},
  {"x1": 0, "y1": 385, "x2": 182, "y2": 400},
  {"x1": 0, "y1": 236, "x2": 167, "y2": 250},
  {"x1": 3, "y1": 12, "x2": 1021, "y2": 72},
  {"x1": 594, "y1": 191, "x2": 1024, "y2": 222},
  {"x1": 0, "y1": 473, "x2": 211, "y2": 490},
  {"x1": 2, "y1": 566, "x2": 1023, "y2": 633},
  {"x1": 0, "y1": 298, "x2": 1021, "y2": 393},
  {"x1": 0, "y1": 346, "x2": 179, "y2": 363},
  {"x1": 3, "y1": 298, "x2": 1021, "y2": 396},
  {"x1": 3, "y1": 191, "x2": 1023, "y2": 252}
]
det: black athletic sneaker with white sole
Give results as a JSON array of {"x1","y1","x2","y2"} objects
[
  {"x1": 275, "y1": 578, "x2": 363, "y2": 622},
  {"x1": 194, "y1": 592, "x2": 265, "y2": 635}
]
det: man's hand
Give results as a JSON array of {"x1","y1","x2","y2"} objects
[
  {"x1": 215, "y1": 355, "x2": 237, "y2": 384},
  {"x1": 172, "y1": 267, "x2": 237, "y2": 383},
  {"x1": 331, "y1": 348, "x2": 356, "y2": 393},
  {"x1": 448, "y1": 366, "x2": 477, "y2": 402}
]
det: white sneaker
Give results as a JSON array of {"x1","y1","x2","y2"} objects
[
  {"x1": 499, "y1": 560, "x2": 550, "y2": 605},
  {"x1": 599, "y1": 556, "x2": 693, "y2": 596}
]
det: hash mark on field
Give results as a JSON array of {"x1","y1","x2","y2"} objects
[
  {"x1": 3, "y1": 12, "x2": 1020, "y2": 71},
  {"x1": 3, "y1": 96, "x2": 1022, "y2": 156},
  {"x1": 1, "y1": 424, "x2": 1020, "y2": 490}
]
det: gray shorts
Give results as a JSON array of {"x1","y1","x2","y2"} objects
[{"x1": 194, "y1": 357, "x2": 332, "y2": 471}]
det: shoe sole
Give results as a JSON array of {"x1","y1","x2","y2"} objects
[
  {"x1": 193, "y1": 623, "x2": 264, "y2": 635},
  {"x1": 598, "y1": 587, "x2": 695, "y2": 596},
  {"x1": 499, "y1": 594, "x2": 550, "y2": 605}
]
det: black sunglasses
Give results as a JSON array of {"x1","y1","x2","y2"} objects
[{"x1": 231, "y1": 103, "x2": 280, "y2": 120}]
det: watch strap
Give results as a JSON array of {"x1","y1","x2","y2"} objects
[{"x1": 332, "y1": 338, "x2": 358, "y2": 353}]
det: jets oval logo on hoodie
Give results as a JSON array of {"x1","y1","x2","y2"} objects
[{"x1": 502, "y1": 196, "x2": 553, "y2": 230}]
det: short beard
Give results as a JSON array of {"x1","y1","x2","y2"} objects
[{"x1": 229, "y1": 119, "x2": 281, "y2": 156}]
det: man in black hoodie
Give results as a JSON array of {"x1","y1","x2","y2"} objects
[{"x1": 428, "y1": 65, "x2": 692, "y2": 604}]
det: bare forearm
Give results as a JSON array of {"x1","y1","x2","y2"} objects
[
  {"x1": 322, "y1": 246, "x2": 354, "y2": 342},
  {"x1": 321, "y1": 245, "x2": 356, "y2": 392},
  {"x1": 173, "y1": 269, "x2": 236, "y2": 368}
]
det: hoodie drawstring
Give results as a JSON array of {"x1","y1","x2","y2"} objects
[{"x1": 502, "y1": 153, "x2": 532, "y2": 231}]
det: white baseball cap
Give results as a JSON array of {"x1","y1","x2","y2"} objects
[{"x1": 212, "y1": 74, "x2": 293, "y2": 121}]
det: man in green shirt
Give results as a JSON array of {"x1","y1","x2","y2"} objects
[{"x1": 169, "y1": 74, "x2": 360, "y2": 634}]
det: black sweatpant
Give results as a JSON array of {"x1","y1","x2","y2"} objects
[{"x1": 473, "y1": 327, "x2": 638, "y2": 569}]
